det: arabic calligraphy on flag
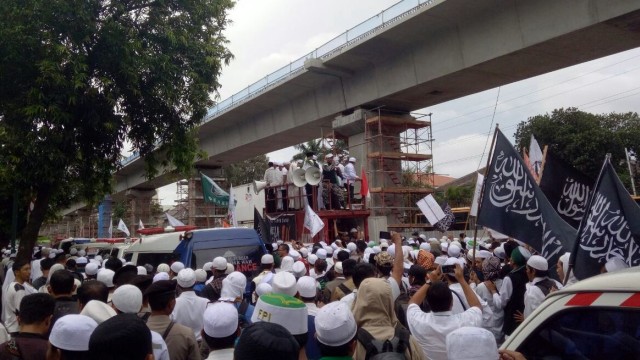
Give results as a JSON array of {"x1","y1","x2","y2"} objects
[{"x1": 477, "y1": 129, "x2": 576, "y2": 271}]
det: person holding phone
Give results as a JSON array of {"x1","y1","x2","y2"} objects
[{"x1": 406, "y1": 264, "x2": 483, "y2": 360}]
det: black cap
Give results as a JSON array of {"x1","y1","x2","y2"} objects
[
  {"x1": 113, "y1": 265, "x2": 138, "y2": 287},
  {"x1": 234, "y1": 322, "x2": 299, "y2": 360},
  {"x1": 143, "y1": 279, "x2": 177, "y2": 298},
  {"x1": 89, "y1": 313, "x2": 152, "y2": 359}
]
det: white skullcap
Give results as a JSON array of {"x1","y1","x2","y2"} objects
[
  {"x1": 347, "y1": 243, "x2": 357, "y2": 252},
  {"x1": 408, "y1": 239, "x2": 416, "y2": 245},
  {"x1": 289, "y1": 249, "x2": 301, "y2": 261},
  {"x1": 77, "y1": 249, "x2": 86, "y2": 257},
  {"x1": 518, "y1": 246, "x2": 532, "y2": 260},
  {"x1": 69, "y1": 248, "x2": 78, "y2": 255},
  {"x1": 261, "y1": 254, "x2": 274, "y2": 265},
  {"x1": 153, "y1": 272, "x2": 170, "y2": 282},
  {"x1": 315, "y1": 301, "x2": 357, "y2": 347},
  {"x1": 296, "y1": 276, "x2": 317, "y2": 298},
  {"x1": 419, "y1": 242, "x2": 431, "y2": 251},
  {"x1": 478, "y1": 250, "x2": 493, "y2": 259},
  {"x1": 85, "y1": 262, "x2": 99, "y2": 276},
  {"x1": 308, "y1": 254, "x2": 318, "y2": 265},
  {"x1": 280, "y1": 256, "x2": 294, "y2": 272},
  {"x1": 75, "y1": 256, "x2": 88, "y2": 265},
  {"x1": 203, "y1": 262, "x2": 213, "y2": 271},
  {"x1": 451, "y1": 241, "x2": 462, "y2": 249},
  {"x1": 157, "y1": 263, "x2": 170, "y2": 274},
  {"x1": 225, "y1": 263, "x2": 235, "y2": 275},
  {"x1": 387, "y1": 244, "x2": 396, "y2": 258},
  {"x1": 324, "y1": 153, "x2": 333, "y2": 159},
  {"x1": 494, "y1": 246, "x2": 506, "y2": 260},
  {"x1": 177, "y1": 268, "x2": 196, "y2": 288},
  {"x1": 441, "y1": 243, "x2": 449, "y2": 251},
  {"x1": 170, "y1": 261, "x2": 185, "y2": 274},
  {"x1": 605, "y1": 257, "x2": 628, "y2": 273},
  {"x1": 334, "y1": 262, "x2": 343, "y2": 275},
  {"x1": 49, "y1": 253, "x2": 56, "y2": 259},
  {"x1": 112, "y1": 285, "x2": 143, "y2": 314},
  {"x1": 80, "y1": 300, "x2": 116, "y2": 324},
  {"x1": 446, "y1": 327, "x2": 498, "y2": 360},
  {"x1": 527, "y1": 255, "x2": 548, "y2": 271},
  {"x1": 435, "y1": 255, "x2": 448, "y2": 266},
  {"x1": 331, "y1": 242, "x2": 338, "y2": 250},
  {"x1": 276, "y1": 240, "x2": 284, "y2": 245},
  {"x1": 316, "y1": 249, "x2": 327, "y2": 259},
  {"x1": 94, "y1": 255, "x2": 103, "y2": 262},
  {"x1": 251, "y1": 294, "x2": 308, "y2": 335},
  {"x1": 292, "y1": 261, "x2": 307, "y2": 278},
  {"x1": 299, "y1": 248, "x2": 308, "y2": 258},
  {"x1": 325, "y1": 246, "x2": 334, "y2": 255},
  {"x1": 372, "y1": 246, "x2": 381, "y2": 254},
  {"x1": 212, "y1": 257, "x2": 227, "y2": 271},
  {"x1": 49, "y1": 314, "x2": 98, "y2": 351},
  {"x1": 349, "y1": 157, "x2": 356, "y2": 162},
  {"x1": 195, "y1": 269, "x2": 207, "y2": 283},
  {"x1": 272, "y1": 271, "x2": 297, "y2": 296},
  {"x1": 203, "y1": 302, "x2": 238, "y2": 338},
  {"x1": 136, "y1": 266, "x2": 147, "y2": 275},
  {"x1": 255, "y1": 283, "x2": 272, "y2": 297},
  {"x1": 444, "y1": 257, "x2": 458, "y2": 266},
  {"x1": 221, "y1": 271, "x2": 247, "y2": 300},
  {"x1": 97, "y1": 269, "x2": 115, "y2": 288},
  {"x1": 419, "y1": 234, "x2": 427, "y2": 241}
]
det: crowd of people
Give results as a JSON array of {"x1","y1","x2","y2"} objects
[
  {"x1": 0, "y1": 230, "x2": 628, "y2": 360},
  {"x1": 263, "y1": 152, "x2": 360, "y2": 212}
]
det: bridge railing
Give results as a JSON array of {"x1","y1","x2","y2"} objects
[{"x1": 123, "y1": 0, "x2": 436, "y2": 167}]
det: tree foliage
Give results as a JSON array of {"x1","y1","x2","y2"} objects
[
  {"x1": 514, "y1": 108, "x2": 640, "y2": 188},
  {"x1": 0, "y1": 0, "x2": 235, "y2": 260},
  {"x1": 223, "y1": 155, "x2": 270, "y2": 186},
  {"x1": 292, "y1": 138, "x2": 349, "y2": 162}
]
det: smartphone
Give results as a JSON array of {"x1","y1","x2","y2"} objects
[{"x1": 441, "y1": 265, "x2": 455, "y2": 274}]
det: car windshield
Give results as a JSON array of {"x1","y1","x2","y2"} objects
[{"x1": 517, "y1": 307, "x2": 640, "y2": 359}]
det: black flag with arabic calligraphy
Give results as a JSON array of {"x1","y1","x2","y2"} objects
[
  {"x1": 571, "y1": 157, "x2": 640, "y2": 280},
  {"x1": 254, "y1": 208, "x2": 273, "y2": 244},
  {"x1": 434, "y1": 204, "x2": 455, "y2": 232},
  {"x1": 539, "y1": 151, "x2": 594, "y2": 229},
  {"x1": 477, "y1": 129, "x2": 577, "y2": 274}
]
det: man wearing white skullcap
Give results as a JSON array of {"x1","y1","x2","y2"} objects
[
  {"x1": 522, "y1": 255, "x2": 561, "y2": 319},
  {"x1": 343, "y1": 157, "x2": 359, "y2": 204},
  {"x1": 314, "y1": 301, "x2": 358, "y2": 359},
  {"x1": 170, "y1": 262, "x2": 185, "y2": 279},
  {"x1": 201, "y1": 257, "x2": 228, "y2": 302},
  {"x1": 272, "y1": 271, "x2": 297, "y2": 297},
  {"x1": 407, "y1": 264, "x2": 482, "y2": 360},
  {"x1": 220, "y1": 271, "x2": 254, "y2": 329},
  {"x1": 446, "y1": 327, "x2": 498, "y2": 360},
  {"x1": 441, "y1": 258, "x2": 488, "y2": 316},
  {"x1": 172, "y1": 268, "x2": 209, "y2": 341},
  {"x1": 250, "y1": 254, "x2": 275, "y2": 303},
  {"x1": 202, "y1": 302, "x2": 239, "y2": 360}
]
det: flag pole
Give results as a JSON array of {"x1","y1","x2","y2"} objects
[
  {"x1": 537, "y1": 145, "x2": 548, "y2": 185},
  {"x1": 566, "y1": 153, "x2": 609, "y2": 285},
  {"x1": 625, "y1": 148, "x2": 637, "y2": 196},
  {"x1": 472, "y1": 124, "x2": 499, "y2": 271}
]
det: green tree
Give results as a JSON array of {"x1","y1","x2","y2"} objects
[
  {"x1": 514, "y1": 108, "x2": 640, "y2": 189},
  {"x1": 223, "y1": 155, "x2": 270, "y2": 186},
  {"x1": 0, "y1": 0, "x2": 234, "y2": 262},
  {"x1": 293, "y1": 139, "x2": 326, "y2": 161}
]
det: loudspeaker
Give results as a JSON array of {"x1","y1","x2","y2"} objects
[
  {"x1": 305, "y1": 167, "x2": 322, "y2": 186},
  {"x1": 253, "y1": 180, "x2": 267, "y2": 194},
  {"x1": 292, "y1": 169, "x2": 307, "y2": 187}
]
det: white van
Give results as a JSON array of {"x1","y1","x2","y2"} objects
[
  {"x1": 124, "y1": 232, "x2": 183, "y2": 268},
  {"x1": 501, "y1": 266, "x2": 640, "y2": 359}
]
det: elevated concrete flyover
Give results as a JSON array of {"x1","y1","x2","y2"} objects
[{"x1": 107, "y1": 0, "x2": 640, "y2": 208}]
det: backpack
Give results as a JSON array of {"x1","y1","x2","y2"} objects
[{"x1": 357, "y1": 325, "x2": 411, "y2": 360}]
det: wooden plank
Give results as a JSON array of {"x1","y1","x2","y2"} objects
[
  {"x1": 367, "y1": 151, "x2": 432, "y2": 161},
  {"x1": 369, "y1": 187, "x2": 432, "y2": 194}
]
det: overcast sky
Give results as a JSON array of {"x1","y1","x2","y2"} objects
[{"x1": 157, "y1": 0, "x2": 640, "y2": 204}]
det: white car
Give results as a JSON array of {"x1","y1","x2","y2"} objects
[{"x1": 501, "y1": 266, "x2": 640, "y2": 359}]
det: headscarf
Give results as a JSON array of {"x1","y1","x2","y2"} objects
[
  {"x1": 482, "y1": 256, "x2": 501, "y2": 281},
  {"x1": 352, "y1": 278, "x2": 398, "y2": 340},
  {"x1": 417, "y1": 249, "x2": 435, "y2": 271}
]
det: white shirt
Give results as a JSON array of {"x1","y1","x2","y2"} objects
[
  {"x1": 494, "y1": 275, "x2": 514, "y2": 309},
  {"x1": 474, "y1": 280, "x2": 504, "y2": 340},
  {"x1": 523, "y1": 277, "x2": 561, "y2": 318},
  {"x1": 449, "y1": 283, "x2": 493, "y2": 325},
  {"x1": 264, "y1": 167, "x2": 282, "y2": 186},
  {"x1": 31, "y1": 258, "x2": 43, "y2": 282},
  {"x1": 407, "y1": 304, "x2": 482, "y2": 360},
  {"x1": 3, "y1": 281, "x2": 28, "y2": 332},
  {"x1": 344, "y1": 162, "x2": 357, "y2": 182},
  {"x1": 171, "y1": 290, "x2": 209, "y2": 341},
  {"x1": 151, "y1": 330, "x2": 170, "y2": 360},
  {"x1": 205, "y1": 348, "x2": 234, "y2": 360}
]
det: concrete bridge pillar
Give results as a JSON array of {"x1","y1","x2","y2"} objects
[{"x1": 126, "y1": 189, "x2": 157, "y2": 235}]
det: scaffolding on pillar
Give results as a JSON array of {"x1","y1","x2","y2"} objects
[
  {"x1": 178, "y1": 175, "x2": 227, "y2": 228},
  {"x1": 365, "y1": 109, "x2": 435, "y2": 230}
]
